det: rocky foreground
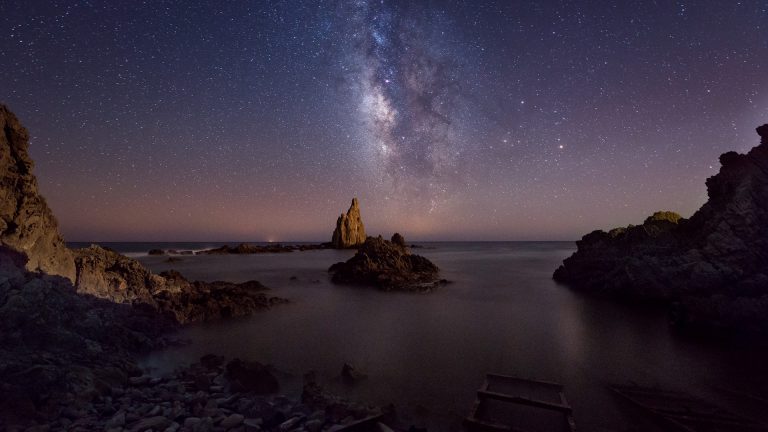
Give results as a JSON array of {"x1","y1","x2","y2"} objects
[
  {"x1": 554, "y1": 124, "x2": 768, "y2": 334},
  {"x1": 329, "y1": 234, "x2": 443, "y2": 292},
  {"x1": 5, "y1": 353, "x2": 387, "y2": 432}
]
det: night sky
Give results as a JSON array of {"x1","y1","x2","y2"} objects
[{"x1": 1, "y1": 1, "x2": 767, "y2": 241}]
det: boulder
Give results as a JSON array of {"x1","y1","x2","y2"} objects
[
  {"x1": 220, "y1": 413, "x2": 244, "y2": 429},
  {"x1": 328, "y1": 234, "x2": 440, "y2": 292},
  {"x1": 554, "y1": 124, "x2": 768, "y2": 333},
  {"x1": 331, "y1": 198, "x2": 366, "y2": 248}
]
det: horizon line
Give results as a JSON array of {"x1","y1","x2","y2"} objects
[{"x1": 65, "y1": 239, "x2": 579, "y2": 244}]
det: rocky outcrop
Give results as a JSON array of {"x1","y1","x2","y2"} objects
[
  {"x1": 328, "y1": 234, "x2": 442, "y2": 292},
  {"x1": 0, "y1": 105, "x2": 286, "y2": 325},
  {"x1": 0, "y1": 105, "x2": 76, "y2": 281},
  {"x1": 154, "y1": 270, "x2": 287, "y2": 324},
  {"x1": 72, "y1": 245, "x2": 286, "y2": 324},
  {"x1": 554, "y1": 124, "x2": 768, "y2": 333},
  {"x1": 331, "y1": 198, "x2": 366, "y2": 248},
  {"x1": 198, "y1": 242, "x2": 329, "y2": 255}
]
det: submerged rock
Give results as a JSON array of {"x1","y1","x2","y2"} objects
[
  {"x1": 340, "y1": 363, "x2": 367, "y2": 384},
  {"x1": 554, "y1": 124, "x2": 768, "y2": 333},
  {"x1": 328, "y1": 234, "x2": 441, "y2": 292},
  {"x1": 225, "y1": 359, "x2": 279, "y2": 394},
  {"x1": 331, "y1": 198, "x2": 366, "y2": 248}
]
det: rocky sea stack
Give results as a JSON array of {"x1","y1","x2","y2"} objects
[
  {"x1": 554, "y1": 124, "x2": 768, "y2": 333},
  {"x1": 329, "y1": 234, "x2": 442, "y2": 292},
  {"x1": 331, "y1": 198, "x2": 366, "y2": 248}
]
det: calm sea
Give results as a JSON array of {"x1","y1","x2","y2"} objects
[{"x1": 72, "y1": 241, "x2": 768, "y2": 431}]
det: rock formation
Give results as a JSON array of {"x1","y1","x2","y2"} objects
[
  {"x1": 0, "y1": 104, "x2": 290, "y2": 425},
  {"x1": 72, "y1": 246, "x2": 286, "y2": 323},
  {"x1": 328, "y1": 234, "x2": 442, "y2": 292},
  {"x1": 554, "y1": 124, "x2": 768, "y2": 333},
  {"x1": 0, "y1": 104, "x2": 286, "y2": 325},
  {"x1": 331, "y1": 198, "x2": 366, "y2": 248},
  {"x1": 0, "y1": 105, "x2": 76, "y2": 281},
  {"x1": 198, "y1": 242, "x2": 328, "y2": 254}
]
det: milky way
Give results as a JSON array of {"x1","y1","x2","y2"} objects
[
  {"x1": 0, "y1": 1, "x2": 767, "y2": 241},
  {"x1": 342, "y1": 1, "x2": 468, "y2": 211}
]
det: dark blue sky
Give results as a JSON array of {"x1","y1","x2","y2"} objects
[{"x1": 1, "y1": 1, "x2": 767, "y2": 241}]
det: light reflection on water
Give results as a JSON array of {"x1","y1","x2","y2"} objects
[{"x1": 133, "y1": 242, "x2": 768, "y2": 431}]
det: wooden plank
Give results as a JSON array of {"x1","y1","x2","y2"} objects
[
  {"x1": 467, "y1": 374, "x2": 577, "y2": 432},
  {"x1": 487, "y1": 373, "x2": 564, "y2": 390},
  {"x1": 334, "y1": 413, "x2": 384, "y2": 431},
  {"x1": 478, "y1": 390, "x2": 573, "y2": 413},
  {"x1": 464, "y1": 415, "x2": 511, "y2": 431}
]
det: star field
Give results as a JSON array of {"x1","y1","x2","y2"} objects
[{"x1": 1, "y1": 1, "x2": 767, "y2": 241}]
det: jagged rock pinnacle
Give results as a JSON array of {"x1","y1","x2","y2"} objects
[{"x1": 331, "y1": 198, "x2": 366, "y2": 248}]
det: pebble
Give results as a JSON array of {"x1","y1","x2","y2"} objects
[
  {"x1": 105, "y1": 411, "x2": 126, "y2": 428},
  {"x1": 304, "y1": 419, "x2": 323, "y2": 432},
  {"x1": 279, "y1": 415, "x2": 305, "y2": 431},
  {"x1": 220, "y1": 413, "x2": 244, "y2": 429},
  {"x1": 184, "y1": 417, "x2": 202, "y2": 428},
  {"x1": 129, "y1": 376, "x2": 150, "y2": 386},
  {"x1": 243, "y1": 418, "x2": 262, "y2": 432},
  {"x1": 147, "y1": 405, "x2": 162, "y2": 416},
  {"x1": 20, "y1": 358, "x2": 391, "y2": 432},
  {"x1": 129, "y1": 415, "x2": 170, "y2": 432}
]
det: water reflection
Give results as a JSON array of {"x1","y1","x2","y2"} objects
[{"x1": 138, "y1": 243, "x2": 768, "y2": 431}]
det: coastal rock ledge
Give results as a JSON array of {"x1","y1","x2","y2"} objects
[
  {"x1": 554, "y1": 124, "x2": 768, "y2": 334},
  {"x1": 331, "y1": 198, "x2": 366, "y2": 248},
  {"x1": 329, "y1": 234, "x2": 442, "y2": 292}
]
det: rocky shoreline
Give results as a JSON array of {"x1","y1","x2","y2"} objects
[
  {"x1": 554, "y1": 124, "x2": 768, "y2": 334},
  {"x1": 6, "y1": 354, "x2": 389, "y2": 432},
  {"x1": 0, "y1": 105, "x2": 423, "y2": 430},
  {"x1": 0, "y1": 105, "x2": 293, "y2": 429}
]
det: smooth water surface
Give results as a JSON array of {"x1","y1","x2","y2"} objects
[{"x1": 119, "y1": 242, "x2": 768, "y2": 431}]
